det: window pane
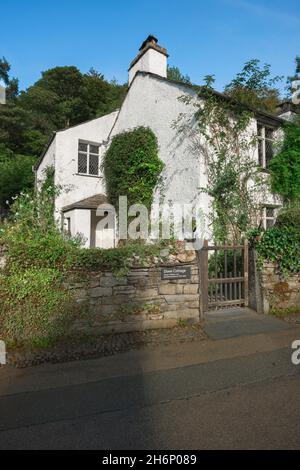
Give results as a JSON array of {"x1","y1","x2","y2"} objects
[
  {"x1": 90, "y1": 144, "x2": 99, "y2": 154},
  {"x1": 78, "y1": 142, "x2": 88, "y2": 152},
  {"x1": 257, "y1": 124, "x2": 263, "y2": 137},
  {"x1": 266, "y1": 218, "x2": 275, "y2": 228},
  {"x1": 78, "y1": 152, "x2": 87, "y2": 173},
  {"x1": 265, "y1": 127, "x2": 273, "y2": 140},
  {"x1": 266, "y1": 207, "x2": 275, "y2": 218},
  {"x1": 265, "y1": 139, "x2": 273, "y2": 167},
  {"x1": 89, "y1": 153, "x2": 99, "y2": 175}
]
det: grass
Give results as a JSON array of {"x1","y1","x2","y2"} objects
[{"x1": 270, "y1": 305, "x2": 300, "y2": 319}]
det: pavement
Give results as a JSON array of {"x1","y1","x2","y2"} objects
[
  {"x1": 0, "y1": 309, "x2": 300, "y2": 449},
  {"x1": 203, "y1": 307, "x2": 293, "y2": 339}
]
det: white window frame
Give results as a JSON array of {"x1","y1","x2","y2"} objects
[
  {"x1": 78, "y1": 140, "x2": 101, "y2": 176},
  {"x1": 261, "y1": 205, "x2": 278, "y2": 230},
  {"x1": 257, "y1": 124, "x2": 275, "y2": 169}
]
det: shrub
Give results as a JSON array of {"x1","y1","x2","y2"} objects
[
  {"x1": 255, "y1": 226, "x2": 300, "y2": 275},
  {"x1": 72, "y1": 239, "x2": 173, "y2": 277},
  {"x1": 0, "y1": 267, "x2": 78, "y2": 346},
  {"x1": 275, "y1": 204, "x2": 300, "y2": 231},
  {"x1": 0, "y1": 177, "x2": 174, "y2": 346},
  {"x1": 0, "y1": 179, "x2": 81, "y2": 346},
  {"x1": 1, "y1": 179, "x2": 79, "y2": 272}
]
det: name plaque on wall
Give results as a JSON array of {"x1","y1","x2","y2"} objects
[{"x1": 161, "y1": 266, "x2": 191, "y2": 280}]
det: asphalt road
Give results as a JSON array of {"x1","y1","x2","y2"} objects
[{"x1": 0, "y1": 339, "x2": 300, "y2": 449}]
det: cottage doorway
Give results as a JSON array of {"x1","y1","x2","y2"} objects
[{"x1": 91, "y1": 209, "x2": 116, "y2": 249}]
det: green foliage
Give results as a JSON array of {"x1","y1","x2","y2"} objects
[
  {"x1": 72, "y1": 240, "x2": 172, "y2": 277},
  {"x1": 176, "y1": 87, "x2": 262, "y2": 242},
  {"x1": 2, "y1": 182, "x2": 79, "y2": 272},
  {"x1": 102, "y1": 127, "x2": 164, "y2": 211},
  {"x1": 0, "y1": 61, "x2": 127, "y2": 215},
  {"x1": 0, "y1": 145, "x2": 36, "y2": 214},
  {"x1": 0, "y1": 267, "x2": 77, "y2": 347},
  {"x1": 0, "y1": 57, "x2": 19, "y2": 99},
  {"x1": 269, "y1": 117, "x2": 300, "y2": 202},
  {"x1": 275, "y1": 204, "x2": 300, "y2": 231},
  {"x1": 255, "y1": 226, "x2": 300, "y2": 275},
  {"x1": 248, "y1": 202, "x2": 300, "y2": 276},
  {"x1": 270, "y1": 305, "x2": 300, "y2": 318},
  {"x1": 177, "y1": 318, "x2": 188, "y2": 328},
  {"x1": 287, "y1": 56, "x2": 300, "y2": 105},
  {"x1": 0, "y1": 176, "x2": 174, "y2": 345},
  {"x1": 0, "y1": 57, "x2": 10, "y2": 85},
  {"x1": 167, "y1": 65, "x2": 191, "y2": 84},
  {"x1": 0, "y1": 61, "x2": 127, "y2": 206},
  {"x1": 224, "y1": 59, "x2": 282, "y2": 114},
  {"x1": 0, "y1": 180, "x2": 81, "y2": 346},
  {"x1": 208, "y1": 249, "x2": 243, "y2": 277}
]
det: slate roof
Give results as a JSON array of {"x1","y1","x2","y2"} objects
[{"x1": 62, "y1": 194, "x2": 108, "y2": 212}]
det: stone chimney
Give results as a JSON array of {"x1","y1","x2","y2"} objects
[
  {"x1": 128, "y1": 35, "x2": 168, "y2": 85},
  {"x1": 276, "y1": 100, "x2": 299, "y2": 121}
]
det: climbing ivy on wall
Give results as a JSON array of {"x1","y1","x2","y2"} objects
[
  {"x1": 269, "y1": 117, "x2": 300, "y2": 203},
  {"x1": 102, "y1": 127, "x2": 164, "y2": 211},
  {"x1": 248, "y1": 205, "x2": 300, "y2": 276}
]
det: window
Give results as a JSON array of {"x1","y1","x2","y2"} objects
[
  {"x1": 261, "y1": 206, "x2": 277, "y2": 229},
  {"x1": 257, "y1": 124, "x2": 275, "y2": 169},
  {"x1": 66, "y1": 217, "x2": 71, "y2": 235},
  {"x1": 78, "y1": 141, "x2": 100, "y2": 176}
]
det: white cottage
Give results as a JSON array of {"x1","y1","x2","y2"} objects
[{"x1": 35, "y1": 35, "x2": 289, "y2": 248}]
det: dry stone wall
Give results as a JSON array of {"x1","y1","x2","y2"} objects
[
  {"x1": 260, "y1": 261, "x2": 300, "y2": 314},
  {"x1": 67, "y1": 261, "x2": 200, "y2": 334}
]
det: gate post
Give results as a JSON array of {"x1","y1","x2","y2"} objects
[
  {"x1": 244, "y1": 239, "x2": 249, "y2": 307},
  {"x1": 199, "y1": 239, "x2": 209, "y2": 315}
]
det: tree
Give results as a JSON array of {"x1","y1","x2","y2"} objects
[
  {"x1": 269, "y1": 116, "x2": 300, "y2": 203},
  {"x1": 0, "y1": 145, "x2": 36, "y2": 216},
  {"x1": 0, "y1": 57, "x2": 10, "y2": 85},
  {"x1": 224, "y1": 59, "x2": 282, "y2": 114},
  {"x1": 167, "y1": 65, "x2": 191, "y2": 84},
  {"x1": 19, "y1": 66, "x2": 92, "y2": 130},
  {"x1": 0, "y1": 63, "x2": 127, "y2": 157},
  {"x1": 287, "y1": 56, "x2": 300, "y2": 107},
  {"x1": 0, "y1": 57, "x2": 19, "y2": 99},
  {"x1": 0, "y1": 60, "x2": 128, "y2": 210}
]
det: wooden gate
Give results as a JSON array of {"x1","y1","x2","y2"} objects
[{"x1": 199, "y1": 240, "x2": 249, "y2": 312}]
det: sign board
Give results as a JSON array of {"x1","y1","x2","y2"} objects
[{"x1": 161, "y1": 266, "x2": 191, "y2": 280}]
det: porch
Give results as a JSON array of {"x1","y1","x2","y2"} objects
[{"x1": 62, "y1": 194, "x2": 116, "y2": 249}]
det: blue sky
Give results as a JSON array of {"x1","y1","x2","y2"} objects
[{"x1": 2, "y1": 0, "x2": 300, "y2": 94}]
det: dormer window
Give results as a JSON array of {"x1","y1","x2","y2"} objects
[
  {"x1": 257, "y1": 124, "x2": 275, "y2": 169},
  {"x1": 78, "y1": 141, "x2": 100, "y2": 176}
]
